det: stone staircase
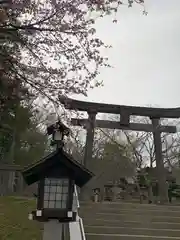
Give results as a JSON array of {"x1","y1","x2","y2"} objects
[{"x1": 79, "y1": 201, "x2": 180, "y2": 240}]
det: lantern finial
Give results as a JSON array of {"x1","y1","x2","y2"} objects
[{"x1": 47, "y1": 120, "x2": 70, "y2": 149}]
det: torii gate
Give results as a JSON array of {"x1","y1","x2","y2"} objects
[{"x1": 59, "y1": 96, "x2": 180, "y2": 204}]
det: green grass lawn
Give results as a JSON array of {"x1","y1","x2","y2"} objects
[{"x1": 0, "y1": 196, "x2": 42, "y2": 240}]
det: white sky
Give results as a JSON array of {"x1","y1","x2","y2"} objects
[{"x1": 74, "y1": 0, "x2": 180, "y2": 108}]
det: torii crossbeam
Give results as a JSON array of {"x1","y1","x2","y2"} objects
[
  {"x1": 59, "y1": 96, "x2": 180, "y2": 204},
  {"x1": 59, "y1": 96, "x2": 180, "y2": 118}
]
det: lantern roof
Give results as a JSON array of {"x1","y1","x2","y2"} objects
[{"x1": 22, "y1": 149, "x2": 94, "y2": 188}]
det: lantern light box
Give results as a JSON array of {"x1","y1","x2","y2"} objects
[
  {"x1": 22, "y1": 148, "x2": 94, "y2": 222},
  {"x1": 46, "y1": 120, "x2": 70, "y2": 146}
]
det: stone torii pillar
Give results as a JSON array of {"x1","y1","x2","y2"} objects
[
  {"x1": 151, "y1": 118, "x2": 169, "y2": 204},
  {"x1": 80, "y1": 111, "x2": 96, "y2": 200},
  {"x1": 84, "y1": 111, "x2": 97, "y2": 168}
]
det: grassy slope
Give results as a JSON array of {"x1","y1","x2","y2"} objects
[{"x1": 0, "y1": 197, "x2": 42, "y2": 240}]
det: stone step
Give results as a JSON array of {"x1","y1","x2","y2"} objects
[
  {"x1": 86, "y1": 233, "x2": 180, "y2": 240},
  {"x1": 81, "y1": 212, "x2": 180, "y2": 223},
  {"x1": 84, "y1": 226, "x2": 180, "y2": 237},
  {"x1": 81, "y1": 202, "x2": 180, "y2": 239},
  {"x1": 80, "y1": 202, "x2": 180, "y2": 211},
  {"x1": 83, "y1": 218, "x2": 180, "y2": 229},
  {"x1": 80, "y1": 206, "x2": 180, "y2": 217}
]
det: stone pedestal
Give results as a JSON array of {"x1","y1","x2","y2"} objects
[{"x1": 43, "y1": 220, "x2": 63, "y2": 240}]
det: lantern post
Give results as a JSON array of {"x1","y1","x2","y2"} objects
[{"x1": 22, "y1": 119, "x2": 94, "y2": 240}]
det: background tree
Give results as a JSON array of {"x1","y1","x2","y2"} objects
[
  {"x1": 122, "y1": 117, "x2": 180, "y2": 169},
  {"x1": 0, "y1": 0, "x2": 145, "y2": 106},
  {"x1": 0, "y1": 0, "x2": 146, "y2": 165},
  {"x1": 0, "y1": 104, "x2": 48, "y2": 165}
]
